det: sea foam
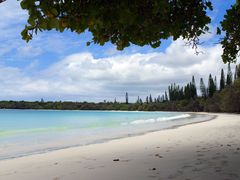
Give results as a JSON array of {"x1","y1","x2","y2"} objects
[{"x1": 129, "y1": 114, "x2": 191, "y2": 125}]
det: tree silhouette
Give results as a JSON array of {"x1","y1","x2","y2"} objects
[
  {"x1": 208, "y1": 74, "x2": 216, "y2": 97},
  {"x1": 125, "y1": 92, "x2": 128, "y2": 104},
  {"x1": 149, "y1": 94, "x2": 153, "y2": 103},
  {"x1": 220, "y1": 69, "x2": 225, "y2": 91},
  {"x1": 200, "y1": 78, "x2": 207, "y2": 99},
  {"x1": 226, "y1": 64, "x2": 233, "y2": 86}
]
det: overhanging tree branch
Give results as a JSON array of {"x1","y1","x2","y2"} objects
[
  {"x1": 19, "y1": 0, "x2": 213, "y2": 51},
  {"x1": 1, "y1": 0, "x2": 240, "y2": 63}
]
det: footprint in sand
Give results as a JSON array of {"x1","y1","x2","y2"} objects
[
  {"x1": 155, "y1": 154, "x2": 163, "y2": 158},
  {"x1": 148, "y1": 168, "x2": 157, "y2": 172}
]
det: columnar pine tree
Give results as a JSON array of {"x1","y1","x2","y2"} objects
[
  {"x1": 136, "y1": 96, "x2": 140, "y2": 103},
  {"x1": 208, "y1": 74, "x2": 216, "y2": 97},
  {"x1": 234, "y1": 65, "x2": 239, "y2": 81},
  {"x1": 154, "y1": 98, "x2": 157, "y2": 103},
  {"x1": 158, "y1": 96, "x2": 162, "y2": 102},
  {"x1": 146, "y1": 96, "x2": 149, "y2": 104},
  {"x1": 184, "y1": 83, "x2": 190, "y2": 99},
  {"x1": 125, "y1": 92, "x2": 128, "y2": 104},
  {"x1": 214, "y1": 76, "x2": 218, "y2": 91},
  {"x1": 200, "y1": 78, "x2": 207, "y2": 99},
  {"x1": 237, "y1": 64, "x2": 240, "y2": 79},
  {"x1": 169, "y1": 85, "x2": 172, "y2": 100},
  {"x1": 165, "y1": 91, "x2": 168, "y2": 101},
  {"x1": 149, "y1": 94, "x2": 153, "y2": 103},
  {"x1": 168, "y1": 85, "x2": 172, "y2": 101},
  {"x1": 226, "y1": 63, "x2": 233, "y2": 86},
  {"x1": 234, "y1": 65, "x2": 238, "y2": 81},
  {"x1": 192, "y1": 76, "x2": 197, "y2": 98},
  {"x1": 161, "y1": 95, "x2": 165, "y2": 102},
  {"x1": 220, "y1": 69, "x2": 225, "y2": 91}
]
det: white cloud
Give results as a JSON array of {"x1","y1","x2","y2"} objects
[
  {"x1": 17, "y1": 45, "x2": 43, "y2": 58},
  {"x1": 0, "y1": 0, "x2": 238, "y2": 102},
  {"x1": 0, "y1": 1, "x2": 26, "y2": 27},
  {"x1": 0, "y1": 39, "x2": 238, "y2": 102},
  {"x1": 104, "y1": 47, "x2": 120, "y2": 56},
  {"x1": 0, "y1": 1, "x2": 83, "y2": 60}
]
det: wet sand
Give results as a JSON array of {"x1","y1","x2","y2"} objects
[{"x1": 0, "y1": 113, "x2": 240, "y2": 180}]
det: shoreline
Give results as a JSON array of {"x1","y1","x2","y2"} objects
[
  {"x1": 1, "y1": 113, "x2": 240, "y2": 180},
  {"x1": 0, "y1": 112, "x2": 214, "y2": 161},
  {"x1": 1, "y1": 108, "x2": 239, "y2": 114}
]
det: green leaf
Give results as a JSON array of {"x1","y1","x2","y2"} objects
[
  {"x1": 49, "y1": 19, "x2": 59, "y2": 29},
  {"x1": 51, "y1": 8, "x2": 58, "y2": 16},
  {"x1": 216, "y1": 27, "x2": 221, "y2": 35},
  {"x1": 20, "y1": 0, "x2": 28, "y2": 9},
  {"x1": 21, "y1": 29, "x2": 28, "y2": 38},
  {"x1": 39, "y1": 20, "x2": 47, "y2": 29},
  {"x1": 28, "y1": 18, "x2": 36, "y2": 26}
]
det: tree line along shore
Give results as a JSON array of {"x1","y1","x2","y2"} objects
[{"x1": 0, "y1": 64, "x2": 239, "y2": 113}]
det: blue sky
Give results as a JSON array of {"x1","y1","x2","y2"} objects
[{"x1": 0, "y1": 0, "x2": 238, "y2": 102}]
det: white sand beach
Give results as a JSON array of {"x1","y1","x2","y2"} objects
[{"x1": 0, "y1": 113, "x2": 240, "y2": 180}]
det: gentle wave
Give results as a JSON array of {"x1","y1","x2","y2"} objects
[
  {"x1": 0, "y1": 126, "x2": 71, "y2": 138},
  {"x1": 128, "y1": 114, "x2": 191, "y2": 125}
]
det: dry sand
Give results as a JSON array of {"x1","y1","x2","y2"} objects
[{"x1": 0, "y1": 113, "x2": 240, "y2": 180}]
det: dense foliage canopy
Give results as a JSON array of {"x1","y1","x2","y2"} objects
[
  {"x1": 220, "y1": 3, "x2": 240, "y2": 63},
  {"x1": 18, "y1": 0, "x2": 212, "y2": 49},
  {"x1": 0, "y1": 0, "x2": 239, "y2": 63}
]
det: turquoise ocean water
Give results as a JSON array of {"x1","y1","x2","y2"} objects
[{"x1": 0, "y1": 110, "x2": 212, "y2": 160}]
